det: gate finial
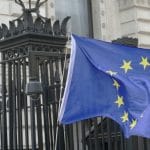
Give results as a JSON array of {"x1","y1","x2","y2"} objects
[
  {"x1": 0, "y1": 0, "x2": 70, "y2": 40},
  {"x1": 15, "y1": 0, "x2": 48, "y2": 19}
]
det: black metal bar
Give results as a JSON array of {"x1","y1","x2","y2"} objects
[
  {"x1": 29, "y1": 0, "x2": 31, "y2": 9},
  {"x1": 107, "y1": 119, "x2": 111, "y2": 150},
  {"x1": 12, "y1": 61, "x2": 17, "y2": 149},
  {"x1": 1, "y1": 53, "x2": 8, "y2": 150},
  {"x1": 101, "y1": 117, "x2": 105, "y2": 150},
  {"x1": 64, "y1": 125, "x2": 69, "y2": 150},
  {"x1": 22, "y1": 58, "x2": 29, "y2": 149},
  {"x1": 48, "y1": 106, "x2": 54, "y2": 150},
  {"x1": 40, "y1": 63, "x2": 50, "y2": 150},
  {"x1": 36, "y1": 99, "x2": 43, "y2": 150},
  {"x1": 49, "y1": 59, "x2": 57, "y2": 148},
  {"x1": 29, "y1": 51, "x2": 69, "y2": 58},
  {"x1": 125, "y1": 138, "x2": 132, "y2": 150},
  {"x1": 35, "y1": 67, "x2": 44, "y2": 150},
  {"x1": 30, "y1": 99, "x2": 36, "y2": 150},
  {"x1": 114, "y1": 122, "x2": 118, "y2": 150},
  {"x1": 93, "y1": 118, "x2": 99, "y2": 150},
  {"x1": 0, "y1": 112, "x2": 2, "y2": 150},
  {"x1": 57, "y1": 125, "x2": 65, "y2": 150},
  {"x1": 34, "y1": 54, "x2": 43, "y2": 150},
  {"x1": 55, "y1": 60, "x2": 61, "y2": 101},
  {"x1": 8, "y1": 62, "x2": 13, "y2": 149},
  {"x1": 120, "y1": 129, "x2": 124, "y2": 150},
  {"x1": 146, "y1": 139, "x2": 150, "y2": 150},
  {"x1": 87, "y1": 0, "x2": 94, "y2": 37},
  {"x1": 131, "y1": 137, "x2": 138, "y2": 150},
  {"x1": 75, "y1": 123, "x2": 80, "y2": 150},
  {"x1": 138, "y1": 137, "x2": 144, "y2": 150},
  {"x1": 54, "y1": 59, "x2": 65, "y2": 150},
  {"x1": 81, "y1": 121, "x2": 86, "y2": 150},
  {"x1": 0, "y1": 105, "x2": 2, "y2": 150},
  {"x1": 47, "y1": 62, "x2": 54, "y2": 150},
  {"x1": 16, "y1": 61, "x2": 23, "y2": 149},
  {"x1": 68, "y1": 124, "x2": 74, "y2": 150}
]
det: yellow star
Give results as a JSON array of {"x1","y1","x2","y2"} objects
[
  {"x1": 120, "y1": 60, "x2": 133, "y2": 73},
  {"x1": 140, "y1": 57, "x2": 150, "y2": 70},
  {"x1": 106, "y1": 70, "x2": 117, "y2": 76},
  {"x1": 121, "y1": 111, "x2": 129, "y2": 123},
  {"x1": 130, "y1": 119, "x2": 137, "y2": 129},
  {"x1": 113, "y1": 79, "x2": 120, "y2": 90},
  {"x1": 115, "y1": 95, "x2": 124, "y2": 107}
]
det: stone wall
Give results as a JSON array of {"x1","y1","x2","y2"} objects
[
  {"x1": 92, "y1": 0, "x2": 150, "y2": 48},
  {"x1": 119, "y1": 0, "x2": 150, "y2": 48},
  {"x1": 0, "y1": 0, "x2": 150, "y2": 47}
]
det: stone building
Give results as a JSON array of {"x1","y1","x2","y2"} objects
[{"x1": 1, "y1": 0, "x2": 150, "y2": 48}]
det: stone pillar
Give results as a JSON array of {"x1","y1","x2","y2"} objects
[
  {"x1": 119, "y1": 0, "x2": 150, "y2": 48},
  {"x1": 91, "y1": 0, "x2": 150, "y2": 48},
  {"x1": 118, "y1": 0, "x2": 138, "y2": 38},
  {"x1": 135, "y1": 0, "x2": 150, "y2": 48},
  {"x1": 91, "y1": 0, "x2": 121, "y2": 41},
  {"x1": 46, "y1": 0, "x2": 55, "y2": 22},
  {"x1": 91, "y1": 0, "x2": 103, "y2": 39}
]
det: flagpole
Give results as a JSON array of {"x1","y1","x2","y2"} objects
[
  {"x1": 29, "y1": 0, "x2": 31, "y2": 9},
  {"x1": 54, "y1": 32, "x2": 71, "y2": 150}
]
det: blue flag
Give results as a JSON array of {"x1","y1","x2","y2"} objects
[{"x1": 58, "y1": 34, "x2": 150, "y2": 138}]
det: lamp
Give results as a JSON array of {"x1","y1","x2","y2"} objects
[{"x1": 25, "y1": 78, "x2": 43, "y2": 99}]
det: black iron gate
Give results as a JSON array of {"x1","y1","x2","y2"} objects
[
  {"x1": 0, "y1": 39, "x2": 71, "y2": 150},
  {"x1": 0, "y1": 0, "x2": 150, "y2": 150},
  {"x1": 0, "y1": 1, "x2": 71, "y2": 149}
]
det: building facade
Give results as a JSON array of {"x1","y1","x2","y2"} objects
[{"x1": 1, "y1": 0, "x2": 150, "y2": 48}]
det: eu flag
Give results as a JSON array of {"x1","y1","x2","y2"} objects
[{"x1": 58, "y1": 34, "x2": 150, "y2": 138}]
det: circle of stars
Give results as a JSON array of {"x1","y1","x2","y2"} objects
[
  {"x1": 105, "y1": 56, "x2": 150, "y2": 130},
  {"x1": 112, "y1": 79, "x2": 137, "y2": 129}
]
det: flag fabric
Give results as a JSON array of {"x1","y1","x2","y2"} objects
[{"x1": 58, "y1": 34, "x2": 150, "y2": 138}]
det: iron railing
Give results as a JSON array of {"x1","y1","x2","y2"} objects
[{"x1": 0, "y1": 0, "x2": 150, "y2": 150}]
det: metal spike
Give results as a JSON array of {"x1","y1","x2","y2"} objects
[
  {"x1": 9, "y1": 21, "x2": 16, "y2": 36},
  {"x1": 0, "y1": 26, "x2": 3, "y2": 39},
  {"x1": 44, "y1": 19, "x2": 52, "y2": 35},
  {"x1": 17, "y1": 19, "x2": 24, "y2": 33},
  {"x1": 61, "y1": 16, "x2": 71, "y2": 36},
  {"x1": 34, "y1": 17, "x2": 44, "y2": 33},
  {"x1": 53, "y1": 20, "x2": 60, "y2": 35},
  {"x1": 2, "y1": 24, "x2": 9, "y2": 38},
  {"x1": 23, "y1": 12, "x2": 34, "y2": 31}
]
